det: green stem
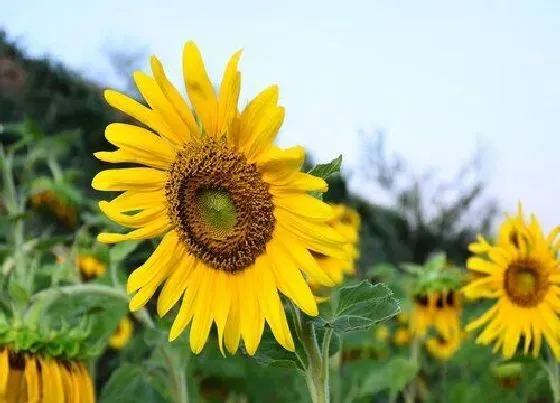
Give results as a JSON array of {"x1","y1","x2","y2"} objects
[
  {"x1": 404, "y1": 335, "x2": 421, "y2": 403},
  {"x1": 545, "y1": 347, "x2": 560, "y2": 403},
  {"x1": 293, "y1": 305, "x2": 331, "y2": 403}
]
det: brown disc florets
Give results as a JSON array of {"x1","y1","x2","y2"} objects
[
  {"x1": 503, "y1": 258, "x2": 549, "y2": 307},
  {"x1": 165, "y1": 137, "x2": 275, "y2": 273}
]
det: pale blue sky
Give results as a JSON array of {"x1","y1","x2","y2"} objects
[{"x1": 2, "y1": 0, "x2": 559, "y2": 230}]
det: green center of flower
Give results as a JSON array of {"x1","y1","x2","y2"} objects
[
  {"x1": 197, "y1": 189, "x2": 238, "y2": 233},
  {"x1": 504, "y1": 259, "x2": 548, "y2": 307}
]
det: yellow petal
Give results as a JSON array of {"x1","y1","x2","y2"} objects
[
  {"x1": 238, "y1": 270, "x2": 264, "y2": 355},
  {"x1": 246, "y1": 106, "x2": 285, "y2": 162},
  {"x1": 217, "y1": 50, "x2": 242, "y2": 136},
  {"x1": 0, "y1": 349, "x2": 8, "y2": 397},
  {"x1": 212, "y1": 270, "x2": 232, "y2": 356},
  {"x1": 267, "y1": 242, "x2": 318, "y2": 316},
  {"x1": 102, "y1": 189, "x2": 165, "y2": 213},
  {"x1": 97, "y1": 216, "x2": 172, "y2": 243},
  {"x1": 151, "y1": 56, "x2": 200, "y2": 138},
  {"x1": 224, "y1": 282, "x2": 242, "y2": 354},
  {"x1": 251, "y1": 256, "x2": 294, "y2": 351},
  {"x1": 42, "y1": 358, "x2": 64, "y2": 403},
  {"x1": 269, "y1": 173, "x2": 328, "y2": 194},
  {"x1": 275, "y1": 231, "x2": 334, "y2": 287},
  {"x1": 190, "y1": 266, "x2": 217, "y2": 354},
  {"x1": 183, "y1": 41, "x2": 218, "y2": 136},
  {"x1": 238, "y1": 85, "x2": 278, "y2": 150},
  {"x1": 104, "y1": 89, "x2": 179, "y2": 143},
  {"x1": 133, "y1": 71, "x2": 190, "y2": 146},
  {"x1": 169, "y1": 264, "x2": 206, "y2": 341},
  {"x1": 99, "y1": 201, "x2": 166, "y2": 228},
  {"x1": 101, "y1": 123, "x2": 176, "y2": 166},
  {"x1": 275, "y1": 194, "x2": 334, "y2": 221},
  {"x1": 92, "y1": 168, "x2": 167, "y2": 192},
  {"x1": 127, "y1": 231, "x2": 180, "y2": 294},
  {"x1": 157, "y1": 254, "x2": 197, "y2": 317},
  {"x1": 24, "y1": 356, "x2": 40, "y2": 403}
]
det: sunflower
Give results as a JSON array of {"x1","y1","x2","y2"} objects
[
  {"x1": 0, "y1": 347, "x2": 94, "y2": 402},
  {"x1": 31, "y1": 190, "x2": 78, "y2": 228},
  {"x1": 75, "y1": 255, "x2": 107, "y2": 279},
  {"x1": 425, "y1": 332, "x2": 461, "y2": 361},
  {"x1": 464, "y1": 206, "x2": 560, "y2": 359},
  {"x1": 109, "y1": 317, "x2": 134, "y2": 350},
  {"x1": 310, "y1": 204, "x2": 359, "y2": 286},
  {"x1": 92, "y1": 41, "x2": 348, "y2": 355},
  {"x1": 393, "y1": 327, "x2": 411, "y2": 346},
  {"x1": 410, "y1": 290, "x2": 461, "y2": 340}
]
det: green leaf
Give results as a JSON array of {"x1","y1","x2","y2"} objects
[
  {"x1": 313, "y1": 281, "x2": 399, "y2": 334},
  {"x1": 109, "y1": 240, "x2": 140, "y2": 262},
  {"x1": 8, "y1": 277, "x2": 30, "y2": 305},
  {"x1": 308, "y1": 155, "x2": 342, "y2": 180},
  {"x1": 357, "y1": 356, "x2": 418, "y2": 397},
  {"x1": 426, "y1": 251, "x2": 447, "y2": 271},
  {"x1": 100, "y1": 363, "x2": 166, "y2": 403}
]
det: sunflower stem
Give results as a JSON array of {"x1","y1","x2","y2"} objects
[
  {"x1": 545, "y1": 347, "x2": 560, "y2": 403},
  {"x1": 404, "y1": 334, "x2": 421, "y2": 403},
  {"x1": 293, "y1": 305, "x2": 331, "y2": 403}
]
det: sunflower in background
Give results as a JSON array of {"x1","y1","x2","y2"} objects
[
  {"x1": 311, "y1": 204, "x2": 360, "y2": 285},
  {"x1": 75, "y1": 255, "x2": 107, "y2": 279},
  {"x1": 109, "y1": 317, "x2": 134, "y2": 350},
  {"x1": 93, "y1": 41, "x2": 349, "y2": 355},
  {"x1": 30, "y1": 190, "x2": 78, "y2": 228},
  {"x1": 405, "y1": 252, "x2": 464, "y2": 348},
  {"x1": 464, "y1": 205, "x2": 560, "y2": 359},
  {"x1": 425, "y1": 331, "x2": 462, "y2": 361},
  {"x1": 393, "y1": 328, "x2": 411, "y2": 346},
  {"x1": 0, "y1": 347, "x2": 95, "y2": 402}
]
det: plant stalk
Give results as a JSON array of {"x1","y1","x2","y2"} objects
[{"x1": 293, "y1": 305, "x2": 332, "y2": 403}]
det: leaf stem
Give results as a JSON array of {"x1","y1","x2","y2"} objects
[
  {"x1": 293, "y1": 304, "x2": 331, "y2": 403},
  {"x1": 404, "y1": 334, "x2": 421, "y2": 403}
]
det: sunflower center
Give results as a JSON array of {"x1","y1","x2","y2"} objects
[
  {"x1": 504, "y1": 259, "x2": 548, "y2": 307},
  {"x1": 165, "y1": 137, "x2": 275, "y2": 273},
  {"x1": 197, "y1": 189, "x2": 238, "y2": 232}
]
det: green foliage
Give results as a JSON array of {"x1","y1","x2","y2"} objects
[
  {"x1": 313, "y1": 281, "x2": 400, "y2": 334},
  {"x1": 308, "y1": 155, "x2": 343, "y2": 199}
]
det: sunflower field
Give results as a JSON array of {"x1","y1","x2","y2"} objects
[{"x1": 1, "y1": 30, "x2": 560, "y2": 403}]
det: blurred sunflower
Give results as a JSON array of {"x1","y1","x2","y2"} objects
[
  {"x1": 109, "y1": 317, "x2": 134, "y2": 350},
  {"x1": 410, "y1": 290, "x2": 461, "y2": 340},
  {"x1": 93, "y1": 41, "x2": 348, "y2": 355},
  {"x1": 464, "y1": 205, "x2": 560, "y2": 359},
  {"x1": 310, "y1": 204, "x2": 360, "y2": 286},
  {"x1": 75, "y1": 255, "x2": 107, "y2": 279},
  {"x1": 0, "y1": 347, "x2": 94, "y2": 402},
  {"x1": 425, "y1": 332, "x2": 462, "y2": 361},
  {"x1": 393, "y1": 327, "x2": 411, "y2": 346},
  {"x1": 30, "y1": 190, "x2": 78, "y2": 228}
]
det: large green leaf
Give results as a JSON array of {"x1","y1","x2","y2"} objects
[
  {"x1": 356, "y1": 356, "x2": 418, "y2": 398},
  {"x1": 312, "y1": 281, "x2": 399, "y2": 334},
  {"x1": 247, "y1": 329, "x2": 305, "y2": 371}
]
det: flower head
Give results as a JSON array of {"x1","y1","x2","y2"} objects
[
  {"x1": 0, "y1": 347, "x2": 94, "y2": 402},
  {"x1": 464, "y1": 205, "x2": 560, "y2": 359},
  {"x1": 93, "y1": 41, "x2": 348, "y2": 355}
]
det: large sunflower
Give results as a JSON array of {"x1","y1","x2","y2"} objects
[
  {"x1": 0, "y1": 347, "x2": 94, "y2": 402},
  {"x1": 92, "y1": 41, "x2": 348, "y2": 355},
  {"x1": 464, "y1": 206, "x2": 560, "y2": 359}
]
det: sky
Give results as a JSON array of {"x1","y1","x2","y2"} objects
[{"x1": 2, "y1": 0, "x2": 560, "y2": 231}]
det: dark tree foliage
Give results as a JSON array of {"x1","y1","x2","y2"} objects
[{"x1": 0, "y1": 30, "x2": 122, "y2": 194}]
